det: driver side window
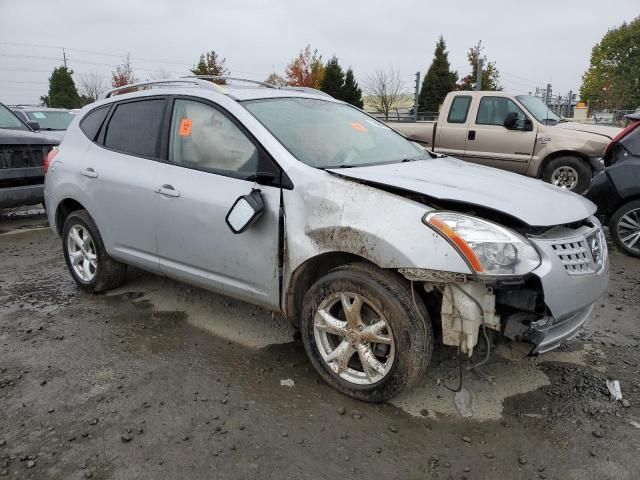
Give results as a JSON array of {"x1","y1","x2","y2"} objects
[
  {"x1": 476, "y1": 96, "x2": 527, "y2": 126},
  {"x1": 169, "y1": 99, "x2": 259, "y2": 175}
]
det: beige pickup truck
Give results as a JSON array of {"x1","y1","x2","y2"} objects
[{"x1": 392, "y1": 91, "x2": 620, "y2": 192}]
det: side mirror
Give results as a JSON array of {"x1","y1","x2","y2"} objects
[
  {"x1": 225, "y1": 189, "x2": 265, "y2": 234},
  {"x1": 27, "y1": 121, "x2": 40, "y2": 131},
  {"x1": 503, "y1": 112, "x2": 519, "y2": 130},
  {"x1": 523, "y1": 118, "x2": 533, "y2": 131}
]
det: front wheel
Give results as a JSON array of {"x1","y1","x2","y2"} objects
[
  {"x1": 610, "y1": 200, "x2": 640, "y2": 257},
  {"x1": 301, "y1": 263, "x2": 432, "y2": 402},
  {"x1": 62, "y1": 209, "x2": 127, "y2": 292},
  {"x1": 542, "y1": 156, "x2": 592, "y2": 193}
]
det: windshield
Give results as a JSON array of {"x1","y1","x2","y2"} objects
[
  {"x1": 243, "y1": 97, "x2": 428, "y2": 168},
  {"x1": 0, "y1": 104, "x2": 28, "y2": 131},
  {"x1": 26, "y1": 110, "x2": 76, "y2": 130},
  {"x1": 516, "y1": 95, "x2": 561, "y2": 125}
]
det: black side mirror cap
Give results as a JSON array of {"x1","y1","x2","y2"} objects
[{"x1": 27, "y1": 120, "x2": 40, "y2": 131}]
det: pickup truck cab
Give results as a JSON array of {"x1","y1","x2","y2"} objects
[{"x1": 393, "y1": 91, "x2": 620, "y2": 193}]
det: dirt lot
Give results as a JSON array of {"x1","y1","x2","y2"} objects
[{"x1": 1, "y1": 208, "x2": 639, "y2": 480}]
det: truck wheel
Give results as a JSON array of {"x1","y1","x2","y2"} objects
[
  {"x1": 301, "y1": 263, "x2": 432, "y2": 402},
  {"x1": 610, "y1": 200, "x2": 640, "y2": 258},
  {"x1": 62, "y1": 209, "x2": 127, "y2": 292},
  {"x1": 542, "y1": 156, "x2": 591, "y2": 193}
]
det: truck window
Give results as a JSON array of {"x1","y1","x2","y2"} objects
[
  {"x1": 476, "y1": 97, "x2": 527, "y2": 126},
  {"x1": 447, "y1": 96, "x2": 472, "y2": 123}
]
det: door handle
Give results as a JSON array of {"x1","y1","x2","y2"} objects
[
  {"x1": 468, "y1": 130, "x2": 476, "y2": 141},
  {"x1": 81, "y1": 168, "x2": 98, "y2": 178},
  {"x1": 155, "y1": 184, "x2": 180, "y2": 198}
]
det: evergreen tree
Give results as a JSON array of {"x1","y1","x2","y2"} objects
[
  {"x1": 321, "y1": 56, "x2": 345, "y2": 98},
  {"x1": 191, "y1": 50, "x2": 229, "y2": 84},
  {"x1": 418, "y1": 36, "x2": 458, "y2": 111},
  {"x1": 342, "y1": 68, "x2": 363, "y2": 108},
  {"x1": 40, "y1": 66, "x2": 81, "y2": 108}
]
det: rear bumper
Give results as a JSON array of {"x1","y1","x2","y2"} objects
[{"x1": 0, "y1": 184, "x2": 44, "y2": 208}]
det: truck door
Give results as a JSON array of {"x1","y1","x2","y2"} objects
[
  {"x1": 463, "y1": 95, "x2": 536, "y2": 174},
  {"x1": 433, "y1": 95, "x2": 472, "y2": 158}
]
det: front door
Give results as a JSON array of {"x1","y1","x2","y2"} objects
[
  {"x1": 154, "y1": 97, "x2": 282, "y2": 310},
  {"x1": 464, "y1": 95, "x2": 537, "y2": 174}
]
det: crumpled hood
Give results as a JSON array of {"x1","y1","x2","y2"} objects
[
  {"x1": 552, "y1": 122, "x2": 621, "y2": 139},
  {"x1": 0, "y1": 127, "x2": 60, "y2": 145},
  {"x1": 329, "y1": 157, "x2": 596, "y2": 227}
]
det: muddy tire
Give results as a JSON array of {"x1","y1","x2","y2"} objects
[
  {"x1": 610, "y1": 200, "x2": 640, "y2": 258},
  {"x1": 301, "y1": 263, "x2": 432, "y2": 402},
  {"x1": 62, "y1": 209, "x2": 126, "y2": 293},
  {"x1": 542, "y1": 156, "x2": 591, "y2": 193}
]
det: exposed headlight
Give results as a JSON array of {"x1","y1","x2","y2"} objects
[{"x1": 424, "y1": 212, "x2": 541, "y2": 275}]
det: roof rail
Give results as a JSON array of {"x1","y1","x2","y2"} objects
[
  {"x1": 179, "y1": 75, "x2": 276, "y2": 88},
  {"x1": 279, "y1": 86, "x2": 334, "y2": 99},
  {"x1": 102, "y1": 78, "x2": 226, "y2": 99}
]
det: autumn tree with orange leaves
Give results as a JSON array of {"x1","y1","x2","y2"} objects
[{"x1": 285, "y1": 45, "x2": 324, "y2": 88}]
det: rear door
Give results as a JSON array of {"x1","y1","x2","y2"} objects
[
  {"x1": 85, "y1": 97, "x2": 166, "y2": 272},
  {"x1": 153, "y1": 96, "x2": 283, "y2": 309},
  {"x1": 433, "y1": 94, "x2": 472, "y2": 158},
  {"x1": 463, "y1": 95, "x2": 536, "y2": 173}
]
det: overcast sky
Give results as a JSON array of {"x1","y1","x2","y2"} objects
[{"x1": 0, "y1": 0, "x2": 638, "y2": 105}]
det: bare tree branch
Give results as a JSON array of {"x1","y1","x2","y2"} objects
[
  {"x1": 364, "y1": 67, "x2": 405, "y2": 120},
  {"x1": 78, "y1": 72, "x2": 107, "y2": 102}
]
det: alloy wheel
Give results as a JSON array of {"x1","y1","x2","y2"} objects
[
  {"x1": 617, "y1": 208, "x2": 640, "y2": 253},
  {"x1": 66, "y1": 224, "x2": 98, "y2": 282},
  {"x1": 313, "y1": 292, "x2": 395, "y2": 385}
]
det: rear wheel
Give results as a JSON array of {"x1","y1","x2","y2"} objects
[
  {"x1": 542, "y1": 156, "x2": 591, "y2": 193},
  {"x1": 62, "y1": 209, "x2": 127, "y2": 292},
  {"x1": 301, "y1": 263, "x2": 432, "y2": 402},
  {"x1": 610, "y1": 200, "x2": 640, "y2": 257}
]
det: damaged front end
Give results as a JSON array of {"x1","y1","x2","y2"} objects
[{"x1": 399, "y1": 216, "x2": 609, "y2": 356}]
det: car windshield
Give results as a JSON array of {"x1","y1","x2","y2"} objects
[
  {"x1": 516, "y1": 95, "x2": 562, "y2": 125},
  {"x1": 0, "y1": 104, "x2": 28, "y2": 131},
  {"x1": 243, "y1": 97, "x2": 428, "y2": 168},
  {"x1": 26, "y1": 110, "x2": 76, "y2": 130}
]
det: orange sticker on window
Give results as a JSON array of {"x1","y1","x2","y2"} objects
[
  {"x1": 350, "y1": 122, "x2": 367, "y2": 132},
  {"x1": 179, "y1": 118, "x2": 192, "y2": 136}
]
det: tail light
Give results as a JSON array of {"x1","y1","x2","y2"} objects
[
  {"x1": 44, "y1": 146, "x2": 59, "y2": 174},
  {"x1": 604, "y1": 120, "x2": 640, "y2": 158}
]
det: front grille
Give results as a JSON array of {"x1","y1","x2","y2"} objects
[
  {"x1": 551, "y1": 239, "x2": 594, "y2": 275},
  {"x1": 0, "y1": 145, "x2": 49, "y2": 169}
]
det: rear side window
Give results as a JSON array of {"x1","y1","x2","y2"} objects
[
  {"x1": 447, "y1": 96, "x2": 471, "y2": 123},
  {"x1": 104, "y1": 99, "x2": 165, "y2": 157},
  {"x1": 80, "y1": 106, "x2": 110, "y2": 141}
]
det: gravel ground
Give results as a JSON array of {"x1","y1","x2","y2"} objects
[{"x1": 1, "y1": 209, "x2": 639, "y2": 480}]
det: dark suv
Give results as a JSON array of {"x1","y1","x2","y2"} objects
[
  {"x1": 0, "y1": 102, "x2": 59, "y2": 208},
  {"x1": 587, "y1": 113, "x2": 640, "y2": 257}
]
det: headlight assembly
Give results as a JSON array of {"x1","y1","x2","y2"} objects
[{"x1": 424, "y1": 212, "x2": 541, "y2": 276}]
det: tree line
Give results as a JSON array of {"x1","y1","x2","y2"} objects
[{"x1": 39, "y1": 15, "x2": 639, "y2": 115}]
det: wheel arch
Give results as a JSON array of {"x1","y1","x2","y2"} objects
[
  {"x1": 284, "y1": 251, "x2": 377, "y2": 328},
  {"x1": 55, "y1": 198, "x2": 88, "y2": 236},
  {"x1": 537, "y1": 150, "x2": 592, "y2": 178}
]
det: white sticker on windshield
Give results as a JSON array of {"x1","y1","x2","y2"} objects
[{"x1": 32, "y1": 112, "x2": 46, "y2": 119}]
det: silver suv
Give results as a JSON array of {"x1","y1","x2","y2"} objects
[{"x1": 45, "y1": 77, "x2": 609, "y2": 401}]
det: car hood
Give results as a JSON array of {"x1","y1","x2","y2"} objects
[
  {"x1": 552, "y1": 122, "x2": 621, "y2": 139},
  {"x1": 328, "y1": 157, "x2": 596, "y2": 227},
  {"x1": 0, "y1": 128, "x2": 60, "y2": 145}
]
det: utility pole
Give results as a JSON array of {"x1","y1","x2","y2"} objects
[
  {"x1": 476, "y1": 58, "x2": 484, "y2": 91},
  {"x1": 545, "y1": 83, "x2": 552, "y2": 106},
  {"x1": 567, "y1": 90, "x2": 573, "y2": 118},
  {"x1": 413, "y1": 71, "x2": 420, "y2": 121},
  {"x1": 62, "y1": 48, "x2": 67, "y2": 68}
]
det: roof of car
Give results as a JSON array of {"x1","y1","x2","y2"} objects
[
  {"x1": 10, "y1": 106, "x2": 72, "y2": 112},
  {"x1": 100, "y1": 77, "x2": 338, "y2": 104}
]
